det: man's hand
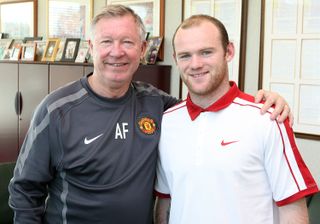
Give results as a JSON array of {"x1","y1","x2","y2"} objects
[{"x1": 255, "y1": 89, "x2": 294, "y2": 127}]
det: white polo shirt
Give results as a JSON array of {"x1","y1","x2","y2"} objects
[{"x1": 155, "y1": 82, "x2": 318, "y2": 224}]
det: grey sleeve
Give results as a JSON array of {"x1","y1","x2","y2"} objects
[
  {"x1": 8, "y1": 103, "x2": 57, "y2": 223},
  {"x1": 160, "y1": 91, "x2": 181, "y2": 110}
]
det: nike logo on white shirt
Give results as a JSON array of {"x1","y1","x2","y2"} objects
[{"x1": 84, "y1": 134, "x2": 103, "y2": 144}]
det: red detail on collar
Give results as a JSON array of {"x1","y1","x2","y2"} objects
[{"x1": 186, "y1": 81, "x2": 240, "y2": 121}]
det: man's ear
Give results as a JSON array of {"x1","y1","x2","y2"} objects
[
  {"x1": 88, "y1": 39, "x2": 93, "y2": 56},
  {"x1": 172, "y1": 52, "x2": 178, "y2": 65},
  {"x1": 226, "y1": 42, "x2": 235, "y2": 62},
  {"x1": 140, "y1": 40, "x2": 147, "y2": 60}
]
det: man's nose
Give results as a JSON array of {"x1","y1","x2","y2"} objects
[
  {"x1": 190, "y1": 55, "x2": 203, "y2": 69},
  {"x1": 110, "y1": 42, "x2": 125, "y2": 57}
]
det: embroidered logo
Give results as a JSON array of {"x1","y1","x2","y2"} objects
[
  {"x1": 221, "y1": 140, "x2": 239, "y2": 146},
  {"x1": 84, "y1": 134, "x2": 103, "y2": 145},
  {"x1": 138, "y1": 117, "x2": 156, "y2": 135}
]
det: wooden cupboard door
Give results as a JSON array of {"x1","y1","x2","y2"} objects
[
  {"x1": 19, "y1": 64, "x2": 49, "y2": 149},
  {"x1": 49, "y1": 64, "x2": 84, "y2": 92},
  {"x1": 0, "y1": 63, "x2": 19, "y2": 162},
  {"x1": 134, "y1": 65, "x2": 171, "y2": 94},
  {"x1": 84, "y1": 65, "x2": 93, "y2": 76}
]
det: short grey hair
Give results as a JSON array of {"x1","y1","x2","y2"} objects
[{"x1": 91, "y1": 4, "x2": 146, "y2": 41}]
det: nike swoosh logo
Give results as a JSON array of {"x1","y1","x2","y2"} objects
[
  {"x1": 84, "y1": 134, "x2": 103, "y2": 145},
  {"x1": 221, "y1": 140, "x2": 239, "y2": 146}
]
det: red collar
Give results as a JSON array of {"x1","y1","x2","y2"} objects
[{"x1": 186, "y1": 81, "x2": 240, "y2": 121}]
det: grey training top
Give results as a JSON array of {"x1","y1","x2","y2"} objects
[{"x1": 9, "y1": 74, "x2": 178, "y2": 224}]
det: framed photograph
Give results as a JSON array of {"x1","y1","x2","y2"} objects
[
  {"x1": 0, "y1": 32, "x2": 8, "y2": 39},
  {"x1": 0, "y1": 0, "x2": 37, "y2": 38},
  {"x1": 75, "y1": 40, "x2": 90, "y2": 63},
  {"x1": 75, "y1": 47, "x2": 89, "y2": 63},
  {"x1": 107, "y1": 0, "x2": 165, "y2": 60},
  {"x1": 23, "y1": 36, "x2": 43, "y2": 44},
  {"x1": 54, "y1": 39, "x2": 66, "y2": 62},
  {"x1": 34, "y1": 40, "x2": 47, "y2": 61},
  {"x1": 42, "y1": 38, "x2": 60, "y2": 62},
  {"x1": 21, "y1": 43, "x2": 36, "y2": 61},
  {"x1": 262, "y1": 0, "x2": 320, "y2": 139},
  {"x1": 2, "y1": 48, "x2": 11, "y2": 60},
  {"x1": 8, "y1": 39, "x2": 23, "y2": 60},
  {"x1": 10, "y1": 39, "x2": 23, "y2": 49},
  {"x1": 61, "y1": 38, "x2": 80, "y2": 62},
  {"x1": 10, "y1": 45, "x2": 22, "y2": 60},
  {"x1": 47, "y1": 0, "x2": 93, "y2": 39},
  {"x1": 0, "y1": 39, "x2": 13, "y2": 59},
  {"x1": 143, "y1": 36, "x2": 162, "y2": 64}
]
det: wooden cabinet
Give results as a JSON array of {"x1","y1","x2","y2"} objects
[
  {"x1": 50, "y1": 64, "x2": 84, "y2": 92},
  {"x1": 0, "y1": 62, "x2": 49, "y2": 162},
  {"x1": 18, "y1": 63, "x2": 49, "y2": 148},
  {"x1": 0, "y1": 63, "x2": 19, "y2": 162},
  {"x1": 134, "y1": 65, "x2": 171, "y2": 93},
  {"x1": 0, "y1": 62, "x2": 171, "y2": 162}
]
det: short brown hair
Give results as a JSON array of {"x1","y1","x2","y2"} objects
[
  {"x1": 172, "y1": 14, "x2": 229, "y2": 53},
  {"x1": 91, "y1": 4, "x2": 146, "y2": 41}
]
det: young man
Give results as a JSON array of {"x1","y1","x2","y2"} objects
[
  {"x1": 9, "y1": 5, "x2": 292, "y2": 224},
  {"x1": 154, "y1": 15, "x2": 318, "y2": 224}
]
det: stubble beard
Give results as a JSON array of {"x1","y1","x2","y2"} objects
[{"x1": 183, "y1": 65, "x2": 227, "y2": 97}]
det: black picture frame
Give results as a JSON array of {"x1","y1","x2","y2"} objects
[
  {"x1": 60, "y1": 38, "x2": 80, "y2": 62},
  {"x1": 23, "y1": 36, "x2": 43, "y2": 44}
]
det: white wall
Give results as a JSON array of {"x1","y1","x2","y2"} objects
[
  {"x1": 244, "y1": 0, "x2": 260, "y2": 95},
  {"x1": 158, "y1": 0, "x2": 182, "y2": 98}
]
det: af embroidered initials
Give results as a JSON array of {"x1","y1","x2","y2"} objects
[{"x1": 115, "y1": 122, "x2": 129, "y2": 139}]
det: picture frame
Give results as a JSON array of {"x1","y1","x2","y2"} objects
[
  {"x1": 2, "y1": 48, "x2": 12, "y2": 60},
  {"x1": 42, "y1": 38, "x2": 60, "y2": 62},
  {"x1": 47, "y1": 0, "x2": 93, "y2": 39},
  {"x1": 34, "y1": 40, "x2": 47, "y2": 61},
  {"x1": 54, "y1": 39, "x2": 66, "y2": 62},
  {"x1": 0, "y1": 39, "x2": 13, "y2": 59},
  {"x1": 75, "y1": 47, "x2": 89, "y2": 63},
  {"x1": 23, "y1": 36, "x2": 43, "y2": 44},
  {"x1": 0, "y1": 32, "x2": 8, "y2": 39},
  {"x1": 61, "y1": 38, "x2": 80, "y2": 62},
  {"x1": 20, "y1": 43, "x2": 36, "y2": 61},
  {"x1": 10, "y1": 39, "x2": 23, "y2": 49},
  {"x1": 75, "y1": 40, "x2": 90, "y2": 63},
  {"x1": 107, "y1": 0, "x2": 165, "y2": 60},
  {"x1": 9, "y1": 39, "x2": 23, "y2": 60},
  {"x1": 10, "y1": 45, "x2": 22, "y2": 60},
  {"x1": 261, "y1": 0, "x2": 320, "y2": 139},
  {"x1": 143, "y1": 36, "x2": 162, "y2": 64},
  {"x1": 0, "y1": 0, "x2": 37, "y2": 38}
]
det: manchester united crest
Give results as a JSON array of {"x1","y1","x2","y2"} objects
[{"x1": 138, "y1": 117, "x2": 157, "y2": 135}]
